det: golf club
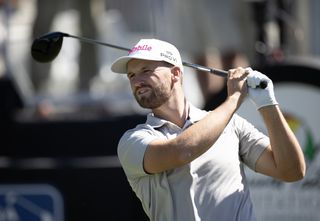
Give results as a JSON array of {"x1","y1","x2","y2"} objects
[{"x1": 31, "y1": 31, "x2": 267, "y2": 89}]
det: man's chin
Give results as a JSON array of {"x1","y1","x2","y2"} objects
[
  {"x1": 137, "y1": 99, "x2": 162, "y2": 109},
  {"x1": 138, "y1": 101, "x2": 154, "y2": 109}
]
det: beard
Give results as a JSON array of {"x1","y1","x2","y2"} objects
[{"x1": 134, "y1": 82, "x2": 172, "y2": 109}]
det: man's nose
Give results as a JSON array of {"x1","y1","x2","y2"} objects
[{"x1": 131, "y1": 76, "x2": 145, "y2": 88}]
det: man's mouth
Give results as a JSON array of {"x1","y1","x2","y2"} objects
[{"x1": 136, "y1": 87, "x2": 150, "y2": 96}]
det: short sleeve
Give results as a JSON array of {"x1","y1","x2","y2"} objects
[
  {"x1": 234, "y1": 114, "x2": 270, "y2": 171},
  {"x1": 117, "y1": 128, "x2": 159, "y2": 178}
]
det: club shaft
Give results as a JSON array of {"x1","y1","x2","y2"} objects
[
  {"x1": 63, "y1": 32, "x2": 267, "y2": 88},
  {"x1": 66, "y1": 34, "x2": 130, "y2": 52},
  {"x1": 182, "y1": 62, "x2": 268, "y2": 89},
  {"x1": 182, "y1": 62, "x2": 228, "y2": 77},
  {"x1": 65, "y1": 33, "x2": 228, "y2": 77}
]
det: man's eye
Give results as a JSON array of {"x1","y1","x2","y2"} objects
[
  {"x1": 128, "y1": 73, "x2": 135, "y2": 79},
  {"x1": 144, "y1": 69, "x2": 151, "y2": 73}
]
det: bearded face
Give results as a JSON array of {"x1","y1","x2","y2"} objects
[
  {"x1": 127, "y1": 60, "x2": 175, "y2": 109},
  {"x1": 134, "y1": 76, "x2": 173, "y2": 109}
]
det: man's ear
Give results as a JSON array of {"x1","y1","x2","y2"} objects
[{"x1": 171, "y1": 66, "x2": 182, "y2": 83}]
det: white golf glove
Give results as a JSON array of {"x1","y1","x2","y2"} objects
[{"x1": 246, "y1": 68, "x2": 278, "y2": 110}]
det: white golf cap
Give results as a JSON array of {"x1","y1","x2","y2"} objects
[{"x1": 111, "y1": 38, "x2": 184, "y2": 74}]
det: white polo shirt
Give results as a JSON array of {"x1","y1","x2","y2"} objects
[{"x1": 117, "y1": 103, "x2": 269, "y2": 221}]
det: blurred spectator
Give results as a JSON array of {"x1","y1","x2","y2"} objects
[
  {"x1": 197, "y1": 50, "x2": 250, "y2": 111},
  {"x1": 30, "y1": 0, "x2": 99, "y2": 94},
  {"x1": 163, "y1": 0, "x2": 254, "y2": 110},
  {"x1": 0, "y1": 0, "x2": 24, "y2": 124},
  {"x1": 0, "y1": 0, "x2": 18, "y2": 78}
]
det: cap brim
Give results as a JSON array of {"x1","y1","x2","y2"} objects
[
  {"x1": 111, "y1": 54, "x2": 164, "y2": 74},
  {"x1": 110, "y1": 56, "x2": 132, "y2": 74}
]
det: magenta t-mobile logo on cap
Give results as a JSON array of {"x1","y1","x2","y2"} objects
[{"x1": 129, "y1": 45, "x2": 152, "y2": 54}]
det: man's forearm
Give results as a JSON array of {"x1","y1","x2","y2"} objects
[
  {"x1": 260, "y1": 105, "x2": 306, "y2": 181},
  {"x1": 171, "y1": 96, "x2": 240, "y2": 164}
]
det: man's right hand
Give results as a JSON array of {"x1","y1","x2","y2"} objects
[{"x1": 226, "y1": 67, "x2": 249, "y2": 109}]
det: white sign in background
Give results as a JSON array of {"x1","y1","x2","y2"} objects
[{"x1": 238, "y1": 82, "x2": 320, "y2": 221}]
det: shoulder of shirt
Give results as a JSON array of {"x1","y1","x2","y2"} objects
[{"x1": 122, "y1": 121, "x2": 154, "y2": 136}]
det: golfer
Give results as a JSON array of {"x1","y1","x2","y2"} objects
[{"x1": 111, "y1": 38, "x2": 305, "y2": 221}]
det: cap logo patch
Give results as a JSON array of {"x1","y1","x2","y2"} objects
[{"x1": 160, "y1": 51, "x2": 177, "y2": 63}]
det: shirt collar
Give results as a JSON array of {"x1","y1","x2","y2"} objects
[{"x1": 146, "y1": 102, "x2": 207, "y2": 129}]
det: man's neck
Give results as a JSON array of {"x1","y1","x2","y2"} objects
[{"x1": 152, "y1": 97, "x2": 189, "y2": 128}]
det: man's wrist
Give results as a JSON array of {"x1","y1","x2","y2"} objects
[{"x1": 226, "y1": 94, "x2": 242, "y2": 111}]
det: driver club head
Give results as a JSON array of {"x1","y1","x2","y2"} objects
[{"x1": 31, "y1": 32, "x2": 68, "y2": 63}]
